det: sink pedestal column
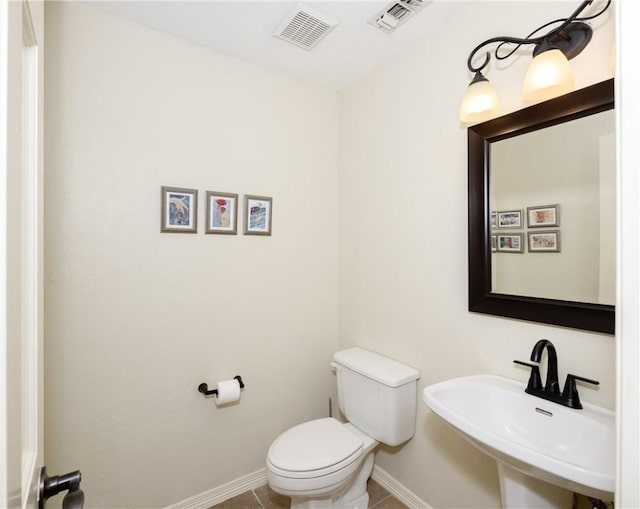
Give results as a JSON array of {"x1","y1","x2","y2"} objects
[{"x1": 498, "y1": 463, "x2": 573, "y2": 509}]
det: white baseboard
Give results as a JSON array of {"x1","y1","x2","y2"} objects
[
  {"x1": 371, "y1": 465, "x2": 433, "y2": 509},
  {"x1": 165, "y1": 464, "x2": 431, "y2": 509},
  {"x1": 164, "y1": 468, "x2": 267, "y2": 509}
]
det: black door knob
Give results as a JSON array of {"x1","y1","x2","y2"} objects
[{"x1": 39, "y1": 466, "x2": 84, "y2": 509}]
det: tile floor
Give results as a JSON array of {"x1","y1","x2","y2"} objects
[{"x1": 208, "y1": 479, "x2": 408, "y2": 509}]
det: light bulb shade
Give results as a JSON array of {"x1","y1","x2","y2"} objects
[
  {"x1": 522, "y1": 48, "x2": 575, "y2": 102},
  {"x1": 459, "y1": 78, "x2": 501, "y2": 124}
]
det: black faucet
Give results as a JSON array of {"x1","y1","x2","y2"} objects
[
  {"x1": 514, "y1": 339, "x2": 599, "y2": 409},
  {"x1": 530, "y1": 339, "x2": 560, "y2": 394}
]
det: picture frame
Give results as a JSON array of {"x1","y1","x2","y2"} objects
[
  {"x1": 491, "y1": 235, "x2": 497, "y2": 252},
  {"x1": 244, "y1": 195, "x2": 272, "y2": 236},
  {"x1": 496, "y1": 233, "x2": 524, "y2": 253},
  {"x1": 528, "y1": 230, "x2": 561, "y2": 252},
  {"x1": 205, "y1": 191, "x2": 238, "y2": 235},
  {"x1": 527, "y1": 204, "x2": 560, "y2": 228},
  {"x1": 490, "y1": 212, "x2": 497, "y2": 229},
  {"x1": 497, "y1": 210, "x2": 523, "y2": 229},
  {"x1": 161, "y1": 186, "x2": 197, "y2": 233}
]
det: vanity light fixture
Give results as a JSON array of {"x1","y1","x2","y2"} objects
[{"x1": 460, "y1": 0, "x2": 611, "y2": 123}]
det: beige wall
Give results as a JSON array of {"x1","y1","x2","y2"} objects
[
  {"x1": 44, "y1": 2, "x2": 338, "y2": 507},
  {"x1": 338, "y1": 2, "x2": 616, "y2": 508},
  {"x1": 44, "y1": 1, "x2": 618, "y2": 508}
]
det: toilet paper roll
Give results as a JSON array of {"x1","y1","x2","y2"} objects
[{"x1": 215, "y1": 378, "x2": 241, "y2": 406}]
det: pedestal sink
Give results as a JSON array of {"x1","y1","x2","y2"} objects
[{"x1": 422, "y1": 375, "x2": 615, "y2": 508}]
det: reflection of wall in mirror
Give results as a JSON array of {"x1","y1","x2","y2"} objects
[
  {"x1": 599, "y1": 132, "x2": 615, "y2": 304},
  {"x1": 490, "y1": 110, "x2": 615, "y2": 305}
]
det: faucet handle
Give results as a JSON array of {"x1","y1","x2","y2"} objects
[
  {"x1": 513, "y1": 360, "x2": 543, "y2": 392},
  {"x1": 562, "y1": 374, "x2": 600, "y2": 409}
]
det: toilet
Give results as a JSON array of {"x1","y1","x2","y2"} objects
[{"x1": 266, "y1": 347, "x2": 420, "y2": 509}]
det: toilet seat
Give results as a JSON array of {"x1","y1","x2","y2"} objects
[{"x1": 267, "y1": 418, "x2": 363, "y2": 479}]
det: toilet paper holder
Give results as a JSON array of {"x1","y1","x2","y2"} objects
[{"x1": 198, "y1": 375, "x2": 245, "y2": 396}]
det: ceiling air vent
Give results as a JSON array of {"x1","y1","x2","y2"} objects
[
  {"x1": 274, "y1": 4, "x2": 339, "y2": 51},
  {"x1": 369, "y1": 0, "x2": 431, "y2": 34}
]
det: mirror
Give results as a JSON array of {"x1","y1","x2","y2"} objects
[
  {"x1": 468, "y1": 79, "x2": 615, "y2": 334},
  {"x1": 491, "y1": 109, "x2": 615, "y2": 303}
]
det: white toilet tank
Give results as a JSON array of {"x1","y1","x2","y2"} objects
[{"x1": 333, "y1": 347, "x2": 420, "y2": 447}]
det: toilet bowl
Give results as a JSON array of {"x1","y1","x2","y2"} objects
[
  {"x1": 267, "y1": 418, "x2": 378, "y2": 507},
  {"x1": 266, "y1": 347, "x2": 420, "y2": 509}
]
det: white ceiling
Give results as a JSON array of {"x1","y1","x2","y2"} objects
[{"x1": 81, "y1": 0, "x2": 464, "y2": 91}]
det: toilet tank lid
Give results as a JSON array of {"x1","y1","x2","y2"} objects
[{"x1": 333, "y1": 347, "x2": 420, "y2": 387}]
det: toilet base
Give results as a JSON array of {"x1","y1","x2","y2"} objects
[{"x1": 290, "y1": 451, "x2": 374, "y2": 509}]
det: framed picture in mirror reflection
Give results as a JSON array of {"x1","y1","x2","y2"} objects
[
  {"x1": 496, "y1": 233, "x2": 524, "y2": 253},
  {"x1": 528, "y1": 231, "x2": 561, "y2": 253},
  {"x1": 527, "y1": 204, "x2": 560, "y2": 228},
  {"x1": 496, "y1": 210, "x2": 523, "y2": 229}
]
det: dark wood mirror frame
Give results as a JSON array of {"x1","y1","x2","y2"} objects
[{"x1": 468, "y1": 79, "x2": 615, "y2": 335}]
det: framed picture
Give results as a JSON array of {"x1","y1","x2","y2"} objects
[
  {"x1": 161, "y1": 186, "x2": 197, "y2": 233},
  {"x1": 490, "y1": 212, "x2": 497, "y2": 229},
  {"x1": 527, "y1": 204, "x2": 560, "y2": 228},
  {"x1": 491, "y1": 235, "x2": 497, "y2": 252},
  {"x1": 205, "y1": 191, "x2": 238, "y2": 235},
  {"x1": 528, "y1": 230, "x2": 561, "y2": 252},
  {"x1": 496, "y1": 233, "x2": 524, "y2": 253},
  {"x1": 497, "y1": 210, "x2": 523, "y2": 229},
  {"x1": 244, "y1": 195, "x2": 272, "y2": 236}
]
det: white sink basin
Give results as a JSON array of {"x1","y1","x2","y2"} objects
[{"x1": 422, "y1": 374, "x2": 615, "y2": 502}]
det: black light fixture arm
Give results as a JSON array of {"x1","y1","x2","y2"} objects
[
  {"x1": 467, "y1": 35, "x2": 545, "y2": 74},
  {"x1": 466, "y1": 0, "x2": 610, "y2": 75}
]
